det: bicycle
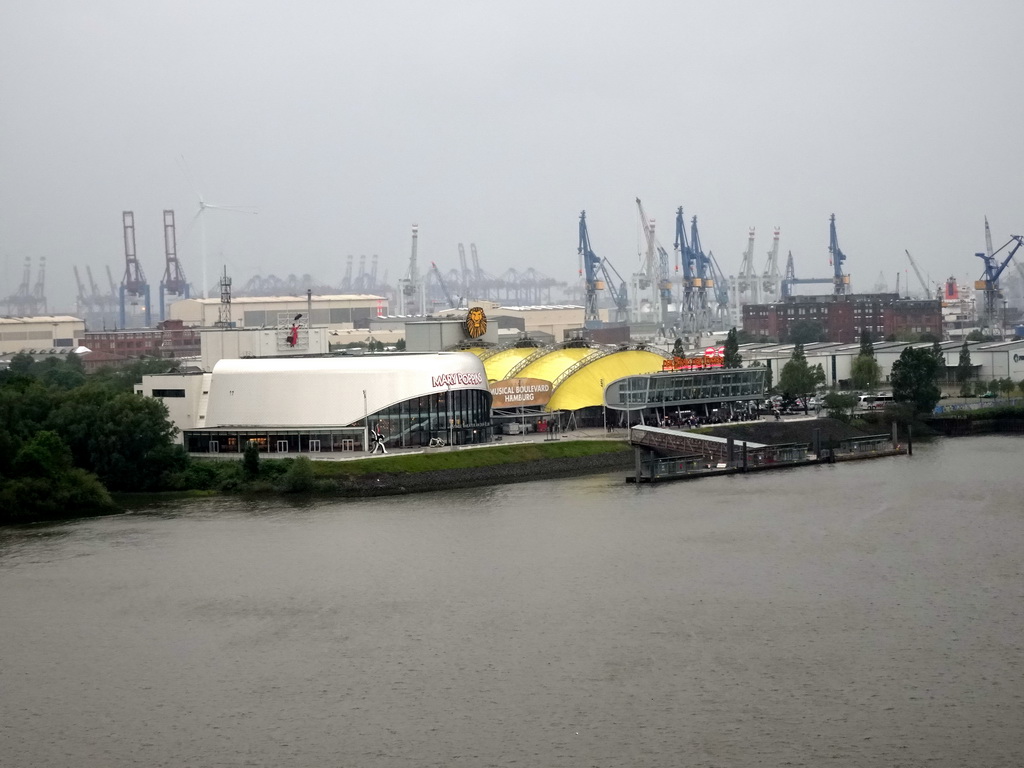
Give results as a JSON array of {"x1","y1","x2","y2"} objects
[{"x1": 428, "y1": 436, "x2": 446, "y2": 447}]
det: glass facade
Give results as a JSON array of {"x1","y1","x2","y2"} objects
[
  {"x1": 607, "y1": 368, "x2": 767, "y2": 410},
  {"x1": 363, "y1": 388, "x2": 493, "y2": 448},
  {"x1": 183, "y1": 388, "x2": 493, "y2": 453},
  {"x1": 185, "y1": 428, "x2": 365, "y2": 454}
]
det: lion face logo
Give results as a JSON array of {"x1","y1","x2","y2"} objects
[{"x1": 465, "y1": 307, "x2": 487, "y2": 338}]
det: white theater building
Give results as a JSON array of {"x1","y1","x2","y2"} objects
[{"x1": 135, "y1": 352, "x2": 493, "y2": 453}]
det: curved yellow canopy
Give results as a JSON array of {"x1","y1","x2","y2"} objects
[
  {"x1": 469, "y1": 344, "x2": 667, "y2": 411},
  {"x1": 545, "y1": 349, "x2": 666, "y2": 411}
]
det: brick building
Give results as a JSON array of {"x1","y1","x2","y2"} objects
[
  {"x1": 742, "y1": 293, "x2": 942, "y2": 343},
  {"x1": 79, "y1": 319, "x2": 201, "y2": 367}
]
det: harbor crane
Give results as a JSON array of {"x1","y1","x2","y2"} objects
[
  {"x1": 736, "y1": 227, "x2": 759, "y2": 305},
  {"x1": 3, "y1": 257, "x2": 45, "y2": 316},
  {"x1": 86, "y1": 265, "x2": 117, "y2": 322},
  {"x1": 5, "y1": 257, "x2": 46, "y2": 315},
  {"x1": 119, "y1": 211, "x2": 151, "y2": 328},
  {"x1": 342, "y1": 256, "x2": 353, "y2": 291},
  {"x1": 470, "y1": 243, "x2": 490, "y2": 300},
  {"x1": 31, "y1": 257, "x2": 47, "y2": 314},
  {"x1": 690, "y1": 216, "x2": 715, "y2": 336},
  {"x1": 74, "y1": 266, "x2": 90, "y2": 315},
  {"x1": 159, "y1": 210, "x2": 190, "y2": 321},
  {"x1": 708, "y1": 251, "x2": 732, "y2": 325},
  {"x1": 355, "y1": 255, "x2": 368, "y2": 291},
  {"x1": 674, "y1": 207, "x2": 697, "y2": 338},
  {"x1": 458, "y1": 244, "x2": 470, "y2": 296},
  {"x1": 761, "y1": 228, "x2": 782, "y2": 302},
  {"x1": 86, "y1": 266, "x2": 100, "y2": 299},
  {"x1": 8, "y1": 258, "x2": 33, "y2": 314},
  {"x1": 634, "y1": 198, "x2": 673, "y2": 326},
  {"x1": 729, "y1": 227, "x2": 759, "y2": 328},
  {"x1": 987, "y1": 216, "x2": 1024, "y2": 288},
  {"x1": 578, "y1": 210, "x2": 628, "y2": 326},
  {"x1": 369, "y1": 255, "x2": 379, "y2": 292},
  {"x1": 429, "y1": 261, "x2": 459, "y2": 309},
  {"x1": 975, "y1": 234, "x2": 1024, "y2": 333},
  {"x1": 904, "y1": 249, "x2": 931, "y2": 299},
  {"x1": 828, "y1": 213, "x2": 851, "y2": 294},
  {"x1": 398, "y1": 224, "x2": 422, "y2": 316},
  {"x1": 781, "y1": 216, "x2": 852, "y2": 298},
  {"x1": 781, "y1": 251, "x2": 832, "y2": 297}
]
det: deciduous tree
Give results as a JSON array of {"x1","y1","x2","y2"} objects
[
  {"x1": 822, "y1": 391, "x2": 857, "y2": 422},
  {"x1": 778, "y1": 344, "x2": 825, "y2": 413},
  {"x1": 723, "y1": 328, "x2": 742, "y2": 368},
  {"x1": 851, "y1": 354, "x2": 881, "y2": 391},
  {"x1": 890, "y1": 346, "x2": 942, "y2": 413},
  {"x1": 957, "y1": 341, "x2": 973, "y2": 397},
  {"x1": 859, "y1": 328, "x2": 875, "y2": 358}
]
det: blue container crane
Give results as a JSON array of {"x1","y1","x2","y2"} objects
[{"x1": 578, "y1": 211, "x2": 629, "y2": 326}]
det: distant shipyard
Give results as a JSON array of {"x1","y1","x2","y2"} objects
[
  {"x1": 2, "y1": 204, "x2": 1023, "y2": 456},
  {"x1": 5, "y1": 202, "x2": 1022, "y2": 347}
]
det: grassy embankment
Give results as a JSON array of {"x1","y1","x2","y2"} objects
[
  {"x1": 156, "y1": 439, "x2": 632, "y2": 498},
  {"x1": 310, "y1": 439, "x2": 628, "y2": 475}
]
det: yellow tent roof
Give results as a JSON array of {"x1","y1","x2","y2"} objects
[
  {"x1": 479, "y1": 347, "x2": 544, "y2": 382},
  {"x1": 547, "y1": 348, "x2": 666, "y2": 411},
  {"x1": 515, "y1": 346, "x2": 593, "y2": 385},
  {"x1": 472, "y1": 343, "x2": 668, "y2": 411}
]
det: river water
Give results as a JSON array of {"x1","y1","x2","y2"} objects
[{"x1": 2, "y1": 435, "x2": 1022, "y2": 767}]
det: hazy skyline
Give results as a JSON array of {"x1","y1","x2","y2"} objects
[{"x1": 2, "y1": 0, "x2": 1023, "y2": 313}]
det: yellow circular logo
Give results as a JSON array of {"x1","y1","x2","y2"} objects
[{"x1": 465, "y1": 307, "x2": 487, "y2": 338}]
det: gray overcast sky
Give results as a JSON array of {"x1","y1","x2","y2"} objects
[{"x1": 2, "y1": 0, "x2": 1023, "y2": 312}]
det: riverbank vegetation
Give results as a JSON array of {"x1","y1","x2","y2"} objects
[
  {"x1": 1, "y1": 354, "x2": 186, "y2": 523},
  {"x1": 1, "y1": 353, "x2": 631, "y2": 523}
]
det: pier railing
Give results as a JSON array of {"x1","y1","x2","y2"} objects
[{"x1": 629, "y1": 425, "x2": 903, "y2": 483}]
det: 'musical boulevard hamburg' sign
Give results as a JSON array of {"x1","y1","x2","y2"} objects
[{"x1": 489, "y1": 377, "x2": 553, "y2": 408}]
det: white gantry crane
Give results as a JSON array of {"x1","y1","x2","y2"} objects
[
  {"x1": 730, "y1": 227, "x2": 758, "y2": 327},
  {"x1": 633, "y1": 198, "x2": 673, "y2": 329},
  {"x1": 398, "y1": 224, "x2": 423, "y2": 316},
  {"x1": 761, "y1": 227, "x2": 782, "y2": 303}
]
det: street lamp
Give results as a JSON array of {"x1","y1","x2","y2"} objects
[
  {"x1": 600, "y1": 378, "x2": 607, "y2": 432},
  {"x1": 447, "y1": 384, "x2": 454, "y2": 447},
  {"x1": 363, "y1": 389, "x2": 369, "y2": 452}
]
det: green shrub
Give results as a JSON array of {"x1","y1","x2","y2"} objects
[
  {"x1": 282, "y1": 456, "x2": 315, "y2": 493},
  {"x1": 243, "y1": 442, "x2": 260, "y2": 479}
]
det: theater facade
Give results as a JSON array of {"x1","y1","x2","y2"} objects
[{"x1": 136, "y1": 352, "x2": 493, "y2": 454}]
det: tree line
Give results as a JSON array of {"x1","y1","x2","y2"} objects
[
  {"x1": 0, "y1": 354, "x2": 187, "y2": 522},
  {"x1": 717, "y1": 328, "x2": 1024, "y2": 421},
  {"x1": 0, "y1": 353, "x2": 320, "y2": 524}
]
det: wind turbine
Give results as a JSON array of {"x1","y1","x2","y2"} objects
[{"x1": 180, "y1": 156, "x2": 258, "y2": 299}]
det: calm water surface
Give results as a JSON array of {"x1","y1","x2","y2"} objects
[{"x1": 2, "y1": 436, "x2": 1022, "y2": 767}]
